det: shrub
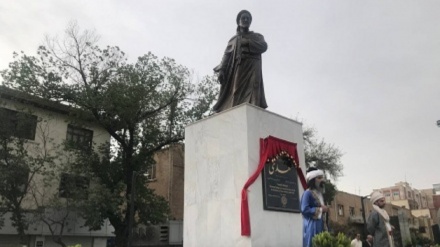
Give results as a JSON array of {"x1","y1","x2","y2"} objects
[
  {"x1": 335, "y1": 232, "x2": 351, "y2": 247},
  {"x1": 312, "y1": 231, "x2": 350, "y2": 247}
]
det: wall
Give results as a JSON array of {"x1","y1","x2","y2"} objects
[
  {"x1": 412, "y1": 208, "x2": 432, "y2": 218},
  {"x1": 1, "y1": 97, "x2": 111, "y2": 210},
  {"x1": 149, "y1": 144, "x2": 185, "y2": 220},
  {"x1": 184, "y1": 104, "x2": 306, "y2": 247},
  {"x1": 391, "y1": 200, "x2": 410, "y2": 209},
  {"x1": 329, "y1": 191, "x2": 373, "y2": 226}
]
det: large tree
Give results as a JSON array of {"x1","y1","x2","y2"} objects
[
  {"x1": 303, "y1": 126, "x2": 343, "y2": 181},
  {"x1": 1, "y1": 22, "x2": 218, "y2": 246},
  {"x1": 302, "y1": 126, "x2": 343, "y2": 205}
]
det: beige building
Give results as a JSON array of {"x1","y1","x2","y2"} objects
[
  {"x1": 126, "y1": 146, "x2": 184, "y2": 247},
  {"x1": 0, "y1": 86, "x2": 113, "y2": 247},
  {"x1": 329, "y1": 191, "x2": 373, "y2": 226},
  {"x1": 421, "y1": 185, "x2": 440, "y2": 225},
  {"x1": 149, "y1": 144, "x2": 185, "y2": 221},
  {"x1": 376, "y1": 181, "x2": 429, "y2": 210}
]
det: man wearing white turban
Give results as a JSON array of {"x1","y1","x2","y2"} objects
[
  {"x1": 367, "y1": 191, "x2": 394, "y2": 247},
  {"x1": 300, "y1": 167, "x2": 327, "y2": 247}
]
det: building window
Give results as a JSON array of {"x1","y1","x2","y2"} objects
[
  {"x1": 59, "y1": 173, "x2": 89, "y2": 198},
  {"x1": 384, "y1": 192, "x2": 391, "y2": 197},
  {"x1": 0, "y1": 107, "x2": 37, "y2": 140},
  {"x1": 0, "y1": 165, "x2": 29, "y2": 196},
  {"x1": 393, "y1": 191, "x2": 400, "y2": 199},
  {"x1": 35, "y1": 240, "x2": 44, "y2": 247},
  {"x1": 147, "y1": 164, "x2": 157, "y2": 181},
  {"x1": 349, "y1": 207, "x2": 355, "y2": 216},
  {"x1": 338, "y1": 205, "x2": 344, "y2": 216},
  {"x1": 66, "y1": 124, "x2": 93, "y2": 150}
]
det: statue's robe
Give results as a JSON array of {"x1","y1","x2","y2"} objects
[{"x1": 213, "y1": 31, "x2": 268, "y2": 112}]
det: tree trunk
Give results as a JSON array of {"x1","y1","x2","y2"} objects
[
  {"x1": 12, "y1": 207, "x2": 28, "y2": 245},
  {"x1": 113, "y1": 224, "x2": 129, "y2": 247},
  {"x1": 53, "y1": 236, "x2": 67, "y2": 247},
  {"x1": 19, "y1": 235, "x2": 29, "y2": 247}
]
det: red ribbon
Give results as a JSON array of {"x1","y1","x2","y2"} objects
[{"x1": 241, "y1": 136, "x2": 307, "y2": 236}]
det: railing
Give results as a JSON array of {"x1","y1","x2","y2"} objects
[{"x1": 349, "y1": 215, "x2": 365, "y2": 224}]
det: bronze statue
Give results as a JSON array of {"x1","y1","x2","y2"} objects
[{"x1": 213, "y1": 10, "x2": 268, "y2": 113}]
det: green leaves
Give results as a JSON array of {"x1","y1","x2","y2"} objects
[
  {"x1": 323, "y1": 181, "x2": 337, "y2": 205},
  {"x1": 303, "y1": 127, "x2": 344, "y2": 181},
  {"x1": 312, "y1": 232, "x2": 351, "y2": 247},
  {"x1": 313, "y1": 232, "x2": 335, "y2": 247}
]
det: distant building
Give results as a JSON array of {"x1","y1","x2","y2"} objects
[
  {"x1": 432, "y1": 183, "x2": 440, "y2": 225},
  {"x1": 149, "y1": 144, "x2": 184, "y2": 221},
  {"x1": 329, "y1": 191, "x2": 372, "y2": 225},
  {"x1": 376, "y1": 181, "x2": 429, "y2": 210},
  {"x1": 132, "y1": 144, "x2": 185, "y2": 246}
]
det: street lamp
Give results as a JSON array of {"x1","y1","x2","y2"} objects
[
  {"x1": 361, "y1": 195, "x2": 370, "y2": 237},
  {"x1": 128, "y1": 171, "x2": 148, "y2": 247}
]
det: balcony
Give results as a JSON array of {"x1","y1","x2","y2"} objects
[{"x1": 349, "y1": 215, "x2": 365, "y2": 224}]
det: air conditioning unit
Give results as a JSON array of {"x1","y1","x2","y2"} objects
[
  {"x1": 159, "y1": 225, "x2": 169, "y2": 242},
  {"x1": 35, "y1": 237, "x2": 44, "y2": 247}
]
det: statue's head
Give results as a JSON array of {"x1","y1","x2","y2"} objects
[{"x1": 236, "y1": 10, "x2": 252, "y2": 29}]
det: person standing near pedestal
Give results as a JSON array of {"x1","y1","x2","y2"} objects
[
  {"x1": 300, "y1": 167, "x2": 328, "y2": 247},
  {"x1": 367, "y1": 191, "x2": 394, "y2": 247},
  {"x1": 213, "y1": 10, "x2": 268, "y2": 113},
  {"x1": 362, "y1": 234, "x2": 373, "y2": 247},
  {"x1": 351, "y1": 233, "x2": 362, "y2": 247}
]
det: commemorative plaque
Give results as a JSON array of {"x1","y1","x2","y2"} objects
[{"x1": 261, "y1": 152, "x2": 300, "y2": 213}]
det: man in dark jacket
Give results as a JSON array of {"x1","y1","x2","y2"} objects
[
  {"x1": 367, "y1": 191, "x2": 394, "y2": 247},
  {"x1": 362, "y1": 234, "x2": 373, "y2": 247}
]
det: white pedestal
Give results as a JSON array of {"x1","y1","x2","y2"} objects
[{"x1": 184, "y1": 104, "x2": 306, "y2": 247}]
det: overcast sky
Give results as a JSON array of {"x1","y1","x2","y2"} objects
[{"x1": 1, "y1": 0, "x2": 440, "y2": 196}]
